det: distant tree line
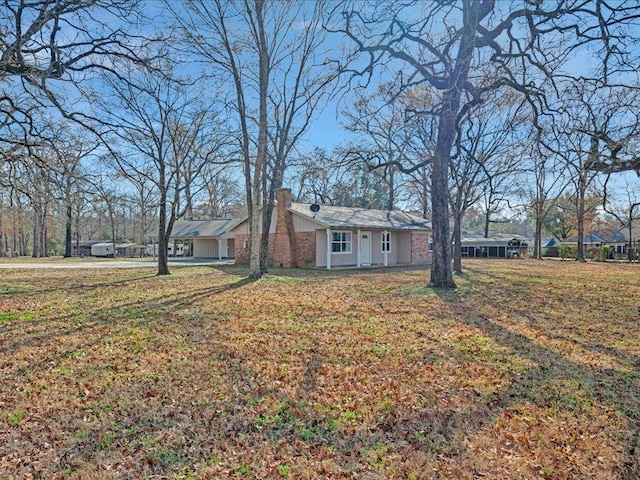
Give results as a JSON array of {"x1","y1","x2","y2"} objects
[{"x1": 1, "y1": 1, "x2": 640, "y2": 281}]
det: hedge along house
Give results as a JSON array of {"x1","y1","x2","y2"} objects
[
  {"x1": 232, "y1": 189, "x2": 432, "y2": 269},
  {"x1": 158, "y1": 218, "x2": 241, "y2": 259}
]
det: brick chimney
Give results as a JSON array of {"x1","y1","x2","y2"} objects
[{"x1": 274, "y1": 188, "x2": 298, "y2": 268}]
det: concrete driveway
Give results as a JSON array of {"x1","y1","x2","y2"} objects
[{"x1": 0, "y1": 258, "x2": 234, "y2": 269}]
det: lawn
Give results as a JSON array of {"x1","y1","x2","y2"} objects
[{"x1": 0, "y1": 260, "x2": 638, "y2": 479}]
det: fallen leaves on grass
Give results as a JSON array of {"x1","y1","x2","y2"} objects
[{"x1": 0, "y1": 260, "x2": 638, "y2": 479}]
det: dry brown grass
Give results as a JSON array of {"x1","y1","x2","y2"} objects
[{"x1": 0, "y1": 259, "x2": 638, "y2": 479}]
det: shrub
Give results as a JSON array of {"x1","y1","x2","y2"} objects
[
  {"x1": 598, "y1": 244, "x2": 613, "y2": 262},
  {"x1": 558, "y1": 243, "x2": 577, "y2": 259}
]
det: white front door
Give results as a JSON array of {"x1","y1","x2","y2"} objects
[{"x1": 360, "y1": 231, "x2": 371, "y2": 266}]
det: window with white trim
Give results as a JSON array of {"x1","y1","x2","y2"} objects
[
  {"x1": 331, "y1": 231, "x2": 352, "y2": 253},
  {"x1": 381, "y1": 232, "x2": 391, "y2": 253}
]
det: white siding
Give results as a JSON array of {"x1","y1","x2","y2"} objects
[
  {"x1": 315, "y1": 229, "x2": 358, "y2": 267},
  {"x1": 230, "y1": 210, "x2": 277, "y2": 235},
  {"x1": 293, "y1": 214, "x2": 324, "y2": 233},
  {"x1": 233, "y1": 220, "x2": 249, "y2": 235},
  {"x1": 316, "y1": 229, "x2": 415, "y2": 267},
  {"x1": 398, "y1": 232, "x2": 413, "y2": 263},
  {"x1": 371, "y1": 231, "x2": 399, "y2": 265},
  {"x1": 193, "y1": 239, "x2": 218, "y2": 258}
]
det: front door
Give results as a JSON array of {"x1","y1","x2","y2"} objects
[{"x1": 360, "y1": 231, "x2": 371, "y2": 266}]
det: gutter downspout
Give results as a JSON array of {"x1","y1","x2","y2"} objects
[{"x1": 326, "y1": 229, "x2": 332, "y2": 270}]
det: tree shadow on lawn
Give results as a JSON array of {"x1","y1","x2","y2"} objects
[
  {"x1": 430, "y1": 289, "x2": 640, "y2": 479},
  {"x1": 3, "y1": 266, "x2": 639, "y2": 479},
  {"x1": 0, "y1": 276, "x2": 256, "y2": 360},
  {"x1": 215, "y1": 262, "x2": 429, "y2": 281}
]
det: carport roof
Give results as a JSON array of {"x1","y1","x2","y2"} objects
[{"x1": 166, "y1": 218, "x2": 242, "y2": 239}]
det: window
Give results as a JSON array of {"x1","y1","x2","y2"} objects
[
  {"x1": 381, "y1": 232, "x2": 391, "y2": 253},
  {"x1": 331, "y1": 231, "x2": 352, "y2": 253}
]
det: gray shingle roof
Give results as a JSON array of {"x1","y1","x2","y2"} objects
[
  {"x1": 564, "y1": 227, "x2": 627, "y2": 244},
  {"x1": 460, "y1": 234, "x2": 529, "y2": 247},
  {"x1": 289, "y1": 203, "x2": 431, "y2": 231}
]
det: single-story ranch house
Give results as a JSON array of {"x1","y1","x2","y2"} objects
[
  {"x1": 544, "y1": 227, "x2": 633, "y2": 258},
  {"x1": 231, "y1": 189, "x2": 432, "y2": 269},
  {"x1": 564, "y1": 227, "x2": 628, "y2": 254}
]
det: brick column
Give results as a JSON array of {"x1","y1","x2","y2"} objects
[{"x1": 272, "y1": 188, "x2": 298, "y2": 268}]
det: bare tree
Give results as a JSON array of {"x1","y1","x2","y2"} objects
[
  {"x1": 551, "y1": 81, "x2": 640, "y2": 261},
  {"x1": 0, "y1": 1, "x2": 154, "y2": 140},
  {"x1": 290, "y1": 148, "x2": 340, "y2": 204},
  {"x1": 446, "y1": 90, "x2": 528, "y2": 272},
  {"x1": 169, "y1": 0, "x2": 272, "y2": 277},
  {"x1": 522, "y1": 126, "x2": 571, "y2": 259},
  {"x1": 44, "y1": 126, "x2": 97, "y2": 257},
  {"x1": 96, "y1": 63, "x2": 226, "y2": 275},
  {"x1": 257, "y1": 1, "x2": 339, "y2": 273},
  {"x1": 331, "y1": 0, "x2": 640, "y2": 287},
  {"x1": 0, "y1": 142, "x2": 61, "y2": 257},
  {"x1": 194, "y1": 164, "x2": 243, "y2": 219},
  {"x1": 87, "y1": 174, "x2": 120, "y2": 256},
  {"x1": 341, "y1": 84, "x2": 415, "y2": 210},
  {"x1": 173, "y1": 0, "x2": 337, "y2": 276}
]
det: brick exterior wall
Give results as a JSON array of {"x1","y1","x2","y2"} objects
[
  {"x1": 235, "y1": 231, "x2": 316, "y2": 267},
  {"x1": 235, "y1": 189, "x2": 313, "y2": 268},
  {"x1": 295, "y1": 231, "x2": 316, "y2": 267},
  {"x1": 234, "y1": 234, "x2": 250, "y2": 264},
  {"x1": 411, "y1": 231, "x2": 432, "y2": 264}
]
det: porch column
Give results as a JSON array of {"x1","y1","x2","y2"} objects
[
  {"x1": 357, "y1": 228, "x2": 361, "y2": 267},
  {"x1": 383, "y1": 230, "x2": 388, "y2": 266},
  {"x1": 217, "y1": 238, "x2": 222, "y2": 260},
  {"x1": 326, "y1": 229, "x2": 332, "y2": 270}
]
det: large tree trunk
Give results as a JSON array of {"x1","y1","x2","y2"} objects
[
  {"x1": 429, "y1": 1, "x2": 488, "y2": 288},
  {"x1": 387, "y1": 166, "x2": 395, "y2": 211},
  {"x1": 157, "y1": 183, "x2": 170, "y2": 275},
  {"x1": 628, "y1": 222, "x2": 634, "y2": 263},
  {"x1": 430, "y1": 141, "x2": 455, "y2": 288},
  {"x1": 576, "y1": 177, "x2": 586, "y2": 262},
  {"x1": 452, "y1": 212, "x2": 463, "y2": 275},
  {"x1": 0, "y1": 206, "x2": 4, "y2": 257},
  {"x1": 484, "y1": 212, "x2": 491, "y2": 238},
  {"x1": 534, "y1": 214, "x2": 544, "y2": 259},
  {"x1": 249, "y1": 0, "x2": 269, "y2": 279},
  {"x1": 64, "y1": 204, "x2": 73, "y2": 257},
  {"x1": 260, "y1": 194, "x2": 275, "y2": 274}
]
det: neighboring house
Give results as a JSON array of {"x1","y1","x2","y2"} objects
[
  {"x1": 460, "y1": 234, "x2": 530, "y2": 258},
  {"x1": 232, "y1": 189, "x2": 432, "y2": 269},
  {"x1": 542, "y1": 237, "x2": 560, "y2": 257},
  {"x1": 156, "y1": 218, "x2": 240, "y2": 259},
  {"x1": 563, "y1": 227, "x2": 628, "y2": 255}
]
